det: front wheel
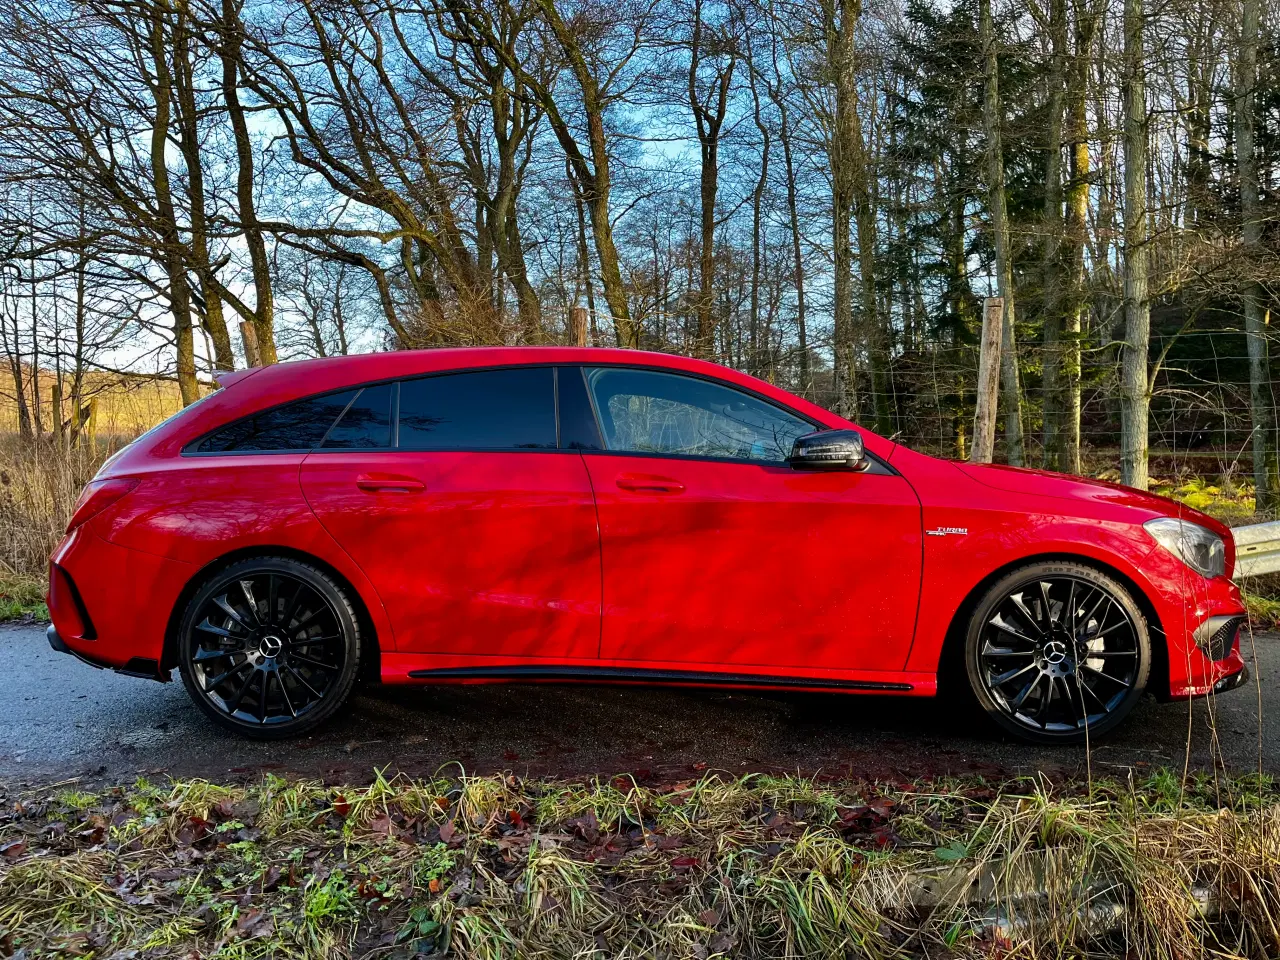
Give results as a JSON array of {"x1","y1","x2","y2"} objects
[
  {"x1": 177, "y1": 558, "x2": 362, "y2": 739},
  {"x1": 964, "y1": 562, "x2": 1150, "y2": 744}
]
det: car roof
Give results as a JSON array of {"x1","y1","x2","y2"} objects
[{"x1": 211, "y1": 346, "x2": 840, "y2": 421}]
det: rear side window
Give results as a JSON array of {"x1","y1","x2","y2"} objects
[
  {"x1": 398, "y1": 367, "x2": 556, "y2": 450},
  {"x1": 194, "y1": 389, "x2": 358, "y2": 453},
  {"x1": 321, "y1": 383, "x2": 393, "y2": 449}
]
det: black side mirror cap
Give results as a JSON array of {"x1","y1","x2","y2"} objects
[{"x1": 787, "y1": 429, "x2": 867, "y2": 471}]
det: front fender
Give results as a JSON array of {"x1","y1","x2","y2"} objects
[{"x1": 903, "y1": 513, "x2": 1161, "y2": 674}]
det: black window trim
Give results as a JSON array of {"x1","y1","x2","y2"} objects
[
  {"x1": 184, "y1": 363, "x2": 565, "y2": 457},
  {"x1": 573, "y1": 362, "x2": 897, "y2": 474},
  {"x1": 180, "y1": 359, "x2": 894, "y2": 473},
  {"x1": 552, "y1": 366, "x2": 561, "y2": 449}
]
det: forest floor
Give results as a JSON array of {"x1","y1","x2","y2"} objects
[{"x1": 3, "y1": 768, "x2": 1280, "y2": 958}]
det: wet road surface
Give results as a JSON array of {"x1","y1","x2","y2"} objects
[{"x1": 2, "y1": 623, "x2": 1275, "y2": 787}]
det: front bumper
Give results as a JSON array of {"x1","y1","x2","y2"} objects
[
  {"x1": 1138, "y1": 542, "x2": 1251, "y2": 700},
  {"x1": 1211, "y1": 664, "x2": 1250, "y2": 694}
]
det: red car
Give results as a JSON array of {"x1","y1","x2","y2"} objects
[{"x1": 46, "y1": 348, "x2": 1248, "y2": 744}]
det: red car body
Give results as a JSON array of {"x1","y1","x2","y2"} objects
[{"x1": 47, "y1": 348, "x2": 1247, "y2": 709}]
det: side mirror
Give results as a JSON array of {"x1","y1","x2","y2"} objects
[{"x1": 787, "y1": 429, "x2": 867, "y2": 471}]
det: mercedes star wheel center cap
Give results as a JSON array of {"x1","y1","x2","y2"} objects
[{"x1": 1043, "y1": 640, "x2": 1068, "y2": 665}]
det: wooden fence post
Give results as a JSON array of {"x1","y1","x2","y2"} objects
[
  {"x1": 82, "y1": 397, "x2": 98, "y2": 450},
  {"x1": 51, "y1": 381, "x2": 64, "y2": 446},
  {"x1": 971, "y1": 296, "x2": 1004, "y2": 463},
  {"x1": 240, "y1": 320, "x2": 262, "y2": 368},
  {"x1": 569, "y1": 306, "x2": 589, "y2": 347}
]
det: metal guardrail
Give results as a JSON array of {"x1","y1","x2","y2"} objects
[{"x1": 1233, "y1": 520, "x2": 1280, "y2": 579}]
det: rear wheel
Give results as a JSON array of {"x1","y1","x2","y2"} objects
[
  {"x1": 964, "y1": 562, "x2": 1150, "y2": 744},
  {"x1": 177, "y1": 558, "x2": 361, "y2": 739}
]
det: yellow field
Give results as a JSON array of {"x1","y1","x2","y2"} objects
[{"x1": 0, "y1": 369, "x2": 186, "y2": 439}]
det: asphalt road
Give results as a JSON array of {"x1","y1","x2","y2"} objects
[{"x1": 2, "y1": 622, "x2": 1276, "y2": 788}]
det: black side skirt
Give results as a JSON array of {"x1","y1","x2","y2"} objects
[{"x1": 406, "y1": 663, "x2": 913, "y2": 692}]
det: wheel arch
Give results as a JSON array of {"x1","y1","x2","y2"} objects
[
  {"x1": 160, "y1": 545, "x2": 383, "y2": 683},
  {"x1": 936, "y1": 551, "x2": 1168, "y2": 700}
]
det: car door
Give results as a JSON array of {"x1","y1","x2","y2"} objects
[
  {"x1": 299, "y1": 366, "x2": 601, "y2": 660},
  {"x1": 574, "y1": 365, "x2": 922, "y2": 674}
]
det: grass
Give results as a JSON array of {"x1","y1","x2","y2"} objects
[
  {"x1": 2, "y1": 769, "x2": 1280, "y2": 958},
  {"x1": 0, "y1": 574, "x2": 48, "y2": 622},
  {"x1": 0, "y1": 435, "x2": 118, "y2": 586}
]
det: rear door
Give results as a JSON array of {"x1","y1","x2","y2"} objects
[
  {"x1": 299, "y1": 366, "x2": 601, "y2": 660},
  {"x1": 574, "y1": 365, "x2": 923, "y2": 674}
]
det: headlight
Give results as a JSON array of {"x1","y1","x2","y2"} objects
[{"x1": 1143, "y1": 517, "x2": 1226, "y2": 578}]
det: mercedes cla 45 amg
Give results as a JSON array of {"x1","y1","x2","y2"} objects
[{"x1": 46, "y1": 348, "x2": 1250, "y2": 743}]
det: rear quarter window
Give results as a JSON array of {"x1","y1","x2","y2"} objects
[{"x1": 194, "y1": 389, "x2": 359, "y2": 453}]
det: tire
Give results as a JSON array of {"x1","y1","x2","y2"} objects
[
  {"x1": 964, "y1": 561, "x2": 1150, "y2": 744},
  {"x1": 177, "y1": 557, "x2": 362, "y2": 739}
]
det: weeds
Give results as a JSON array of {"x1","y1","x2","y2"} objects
[
  {"x1": 2, "y1": 770, "x2": 1280, "y2": 958},
  {"x1": 0, "y1": 435, "x2": 116, "y2": 596}
]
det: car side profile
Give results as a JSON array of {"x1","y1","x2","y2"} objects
[{"x1": 46, "y1": 347, "x2": 1249, "y2": 744}]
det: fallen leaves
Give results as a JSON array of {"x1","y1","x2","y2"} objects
[{"x1": 836, "y1": 796, "x2": 903, "y2": 848}]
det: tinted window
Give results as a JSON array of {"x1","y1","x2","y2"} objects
[
  {"x1": 584, "y1": 367, "x2": 812, "y2": 462},
  {"x1": 195, "y1": 389, "x2": 358, "y2": 453},
  {"x1": 398, "y1": 367, "x2": 556, "y2": 450},
  {"x1": 321, "y1": 383, "x2": 392, "y2": 449}
]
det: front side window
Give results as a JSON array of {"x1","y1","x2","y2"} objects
[
  {"x1": 398, "y1": 367, "x2": 557, "y2": 450},
  {"x1": 195, "y1": 389, "x2": 359, "y2": 453},
  {"x1": 584, "y1": 367, "x2": 813, "y2": 462}
]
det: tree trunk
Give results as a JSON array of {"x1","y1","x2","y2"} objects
[
  {"x1": 220, "y1": 0, "x2": 277, "y2": 363},
  {"x1": 1120, "y1": 0, "x2": 1149, "y2": 489},
  {"x1": 849, "y1": 82, "x2": 891, "y2": 434},
  {"x1": 148, "y1": 0, "x2": 199, "y2": 405},
  {"x1": 533, "y1": 0, "x2": 637, "y2": 347},
  {"x1": 688, "y1": 0, "x2": 732, "y2": 360},
  {"x1": 173, "y1": 1, "x2": 235, "y2": 372},
  {"x1": 980, "y1": 0, "x2": 1024, "y2": 465},
  {"x1": 1237, "y1": 0, "x2": 1277, "y2": 509},
  {"x1": 1060, "y1": 0, "x2": 1096, "y2": 476},
  {"x1": 828, "y1": 0, "x2": 860, "y2": 420},
  {"x1": 502, "y1": 216, "x2": 543, "y2": 344},
  {"x1": 779, "y1": 96, "x2": 809, "y2": 397},
  {"x1": 1040, "y1": 0, "x2": 1067, "y2": 470},
  {"x1": 746, "y1": 34, "x2": 770, "y2": 378}
]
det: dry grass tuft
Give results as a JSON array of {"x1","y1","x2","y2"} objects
[
  {"x1": 2, "y1": 770, "x2": 1280, "y2": 958},
  {"x1": 0, "y1": 436, "x2": 117, "y2": 597}
]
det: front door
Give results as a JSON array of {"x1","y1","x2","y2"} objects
[
  {"x1": 576, "y1": 366, "x2": 922, "y2": 674},
  {"x1": 300, "y1": 366, "x2": 601, "y2": 660}
]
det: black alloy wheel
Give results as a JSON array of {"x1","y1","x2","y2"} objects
[
  {"x1": 965, "y1": 561, "x2": 1150, "y2": 743},
  {"x1": 177, "y1": 557, "x2": 361, "y2": 738}
]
